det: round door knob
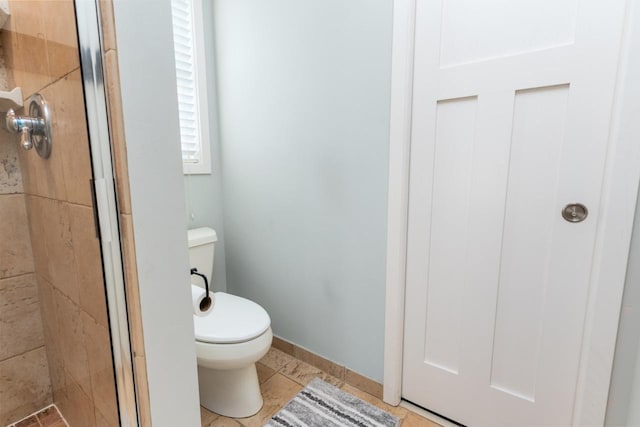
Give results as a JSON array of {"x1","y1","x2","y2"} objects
[{"x1": 562, "y1": 203, "x2": 588, "y2": 223}]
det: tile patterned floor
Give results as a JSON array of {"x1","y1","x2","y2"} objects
[
  {"x1": 201, "y1": 347, "x2": 441, "y2": 427},
  {"x1": 7, "y1": 406, "x2": 67, "y2": 427}
]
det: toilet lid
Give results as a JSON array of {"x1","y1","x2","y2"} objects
[{"x1": 194, "y1": 292, "x2": 271, "y2": 344}]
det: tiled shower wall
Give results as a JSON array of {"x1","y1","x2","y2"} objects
[
  {"x1": 1, "y1": 1, "x2": 119, "y2": 426},
  {"x1": 0, "y1": 100, "x2": 52, "y2": 424}
]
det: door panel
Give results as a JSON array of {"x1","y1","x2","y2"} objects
[
  {"x1": 490, "y1": 84, "x2": 569, "y2": 402},
  {"x1": 439, "y1": 0, "x2": 579, "y2": 67},
  {"x1": 402, "y1": 0, "x2": 628, "y2": 425},
  {"x1": 423, "y1": 96, "x2": 477, "y2": 374}
]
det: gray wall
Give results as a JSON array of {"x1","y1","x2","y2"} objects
[
  {"x1": 605, "y1": 1, "x2": 640, "y2": 424},
  {"x1": 213, "y1": 0, "x2": 393, "y2": 382},
  {"x1": 184, "y1": 0, "x2": 228, "y2": 292},
  {"x1": 112, "y1": 1, "x2": 201, "y2": 425},
  {"x1": 607, "y1": 193, "x2": 640, "y2": 426}
]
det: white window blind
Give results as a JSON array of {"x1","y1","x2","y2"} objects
[{"x1": 171, "y1": 0, "x2": 204, "y2": 168}]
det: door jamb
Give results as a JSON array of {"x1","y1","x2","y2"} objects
[
  {"x1": 383, "y1": 0, "x2": 416, "y2": 406},
  {"x1": 382, "y1": 1, "x2": 640, "y2": 425},
  {"x1": 572, "y1": 1, "x2": 640, "y2": 424}
]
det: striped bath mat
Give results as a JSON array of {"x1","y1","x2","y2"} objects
[{"x1": 265, "y1": 378, "x2": 399, "y2": 427}]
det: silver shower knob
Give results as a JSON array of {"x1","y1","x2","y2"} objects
[{"x1": 5, "y1": 93, "x2": 52, "y2": 159}]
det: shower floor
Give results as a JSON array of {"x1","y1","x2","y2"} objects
[{"x1": 7, "y1": 405, "x2": 67, "y2": 427}]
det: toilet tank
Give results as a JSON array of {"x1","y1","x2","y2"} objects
[{"x1": 187, "y1": 227, "x2": 218, "y2": 285}]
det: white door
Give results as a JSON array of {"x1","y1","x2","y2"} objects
[{"x1": 402, "y1": 0, "x2": 629, "y2": 425}]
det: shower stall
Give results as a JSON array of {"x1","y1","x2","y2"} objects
[{"x1": 0, "y1": 1, "x2": 137, "y2": 426}]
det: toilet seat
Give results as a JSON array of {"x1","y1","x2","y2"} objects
[{"x1": 194, "y1": 292, "x2": 270, "y2": 344}]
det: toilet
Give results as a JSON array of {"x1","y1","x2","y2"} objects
[{"x1": 188, "y1": 227, "x2": 273, "y2": 418}]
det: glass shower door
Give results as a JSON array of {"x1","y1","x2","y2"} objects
[{"x1": 0, "y1": 1, "x2": 136, "y2": 426}]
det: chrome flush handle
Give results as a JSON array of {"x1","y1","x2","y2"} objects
[{"x1": 5, "y1": 93, "x2": 52, "y2": 158}]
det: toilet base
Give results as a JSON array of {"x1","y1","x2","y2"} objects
[{"x1": 198, "y1": 363, "x2": 263, "y2": 418}]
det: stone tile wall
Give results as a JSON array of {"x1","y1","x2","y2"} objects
[
  {"x1": 0, "y1": 26, "x2": 51, "y2": 427},
  {"x1": 0, "y1": 174, "x2": 52, "y2": 424}
]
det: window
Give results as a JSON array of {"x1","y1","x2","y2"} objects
[{"x1": 171, "y1": 0, "x2": 211, "y2": 174}]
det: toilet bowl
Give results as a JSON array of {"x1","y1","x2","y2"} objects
[
  {"x1": 194, "y1": 292, "x2": 272, "y2": 418},
  {"x1": 188, "y1": 227, "x2": 273, "y2": 418}
]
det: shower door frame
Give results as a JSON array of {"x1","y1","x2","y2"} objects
[{"x1": 74, "y1": 1, "x2": 139, "y2": 426}]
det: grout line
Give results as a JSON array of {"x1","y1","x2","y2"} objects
[
  {"x1": 40, "y1": 272, "x2": 108, "y2": 328},
  {"x1": 62, "y1": 200, "x2": 96, "y2": 210},
  {"x1": 272, "y1": 336, "x2": 382, "y2": 397},
  {"x1": 22, "y1": 67, "x2": 82, "y2": 102},
  {"x1": 257, "y1": 362, "x2": 277, "y2": 384},
  {"x1": 0, "y1": 344, "x2": 46, "y2": 364},
  {"x1": 22, "y1": 193, "x2": 93, "y2": 210},
  {"x1": 50, "y1": 404, "x2": 70, "y2": 427},
  {"x1": 7, "y1": 403, "x2": 54, "y2": 427},
  {"x1": 0, "y1": 270, "x2": 37, "y2": 281}
]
